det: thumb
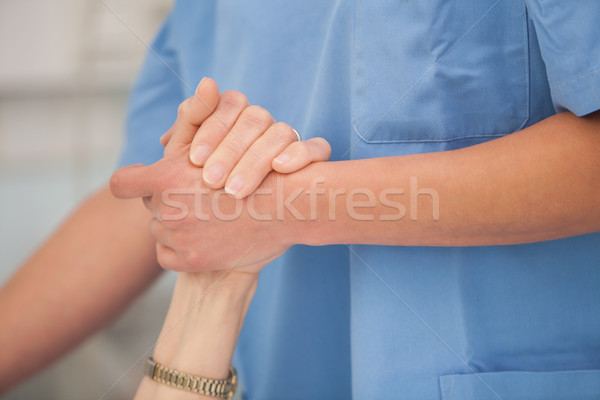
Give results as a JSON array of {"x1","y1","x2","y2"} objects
[
  {"x1": 110, "y1": 164, "x2": 155, "y2": 199},
  {"x1": 164, "y1": 77, "x2": 220, "y2": 156}
]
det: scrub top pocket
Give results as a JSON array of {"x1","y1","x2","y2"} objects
[{"x1": 352, "y1": 0, "x2": 529, "y2": 143}]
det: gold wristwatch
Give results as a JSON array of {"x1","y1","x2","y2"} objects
[{"x1": 144, "y1": 357, "x2": 237, "y2": 399}]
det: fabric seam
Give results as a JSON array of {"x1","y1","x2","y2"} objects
[{"x1": 550, "y1": 65, "x2": 600, "y2": 90}]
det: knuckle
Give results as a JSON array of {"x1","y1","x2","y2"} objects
[
  {"x1": 177, "y1": 99, "x2": 190, "y2": 119},
  {"x1": 156, "y1": 247, "x2": 172, "y2": 269},
  {"x1": 204, "y1": 115, "x2": 230, "y2": 135},
  {"x1": 156, "y1": 253, "x2": 169, "y2": 269},
  {"x1": 220, "y1": 135, "x2": 248, "y2": 155},
  {"x1": 155, "y1": 174, "x2": 177, "y2": 199},
  {"x1": 184, "y1": 251, "x2": 203, "y2": 269},
  {"x1": 148, "y1": 219, "x2": 161, "y2": 239},
  {"x1": 240, "y1": 105, "x2": 272, "y2": 128},
  {"x1": 220, "y1": 90, "x2": 248, "y2": 108},
  {"x1": 157, "y1": 252, "x2": 185, "y2": 272},
  {"x1": 270, "y1": 122, "x2": 295, "y2": 143}
]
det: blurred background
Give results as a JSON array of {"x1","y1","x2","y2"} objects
[{"x1": 0, "y1": 0, "x2": 176, "y2": 398}]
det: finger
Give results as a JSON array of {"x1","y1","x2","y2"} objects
[
  {"x1": 160, "y1": 127, "x2": 174, "y2": 147},
  {"x1": 272, "y1": 137, "x2": 332, "y2": 173},
  {"x1": 149, "y1": 219, "x2": 178, "y2": 269},
  {"x1": 163, "y1": 77, "x2": 220, "y2": 156},
  {"x1": 110, "y1": 164, "x2": 156, "y2": 199},
  {"x1": 201, "y1": 105, "x2": 275, "y2": 189},
  {"x1": 155, "y1": 242, "x2": 183, "y2": 271},
  {"x1": 149, "y1": 217, "x2": 171, "y2": 243},
  {"x1": 188, "y1": 91, "x2": 250, "y2": 166},
  {"x1": 224, "y1": 122, "x2": 297, "y2": 198},
  {"x1": 151, "y1": 218, "x2": 196, "y2": 272}
]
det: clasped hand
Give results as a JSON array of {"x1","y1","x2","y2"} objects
[{"x1": 111, "y1": 78, "x2": 330, "y2": 273}]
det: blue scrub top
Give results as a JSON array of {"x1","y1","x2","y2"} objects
[{"x1": 120, "y1": 1, "x2": 600, "y2": 399}]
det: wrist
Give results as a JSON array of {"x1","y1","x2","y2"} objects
[
  {"x1": 176, "y1": 270, "x2": 258, "y2": 299},
  {"x1": 255, "y1": 171, "x2": 299, "y2": 247},
  {"x1": 261, "y1": 163, "x2": 334, "y2": 247},
  {"x1": 153, "y1": 271, "x2": 257, "y2": 376}
]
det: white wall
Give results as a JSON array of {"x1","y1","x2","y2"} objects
[{"x1": 0, "y1": 1, "x2": 177, "y2": 398}]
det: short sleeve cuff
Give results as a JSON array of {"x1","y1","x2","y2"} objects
[{"x1": 550, "y1": 67, "x2": 600, "y2": 117}]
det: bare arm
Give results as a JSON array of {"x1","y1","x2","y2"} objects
[
  {"x1": 0, "y1": 78, "x2": 325, "y2": 391},
  {"x1": 134, "y1": 271, "x2": 257, "y2": 400},
  {"x1": 0, "y1": 185, "x2": 161, "y2": 393},
  {"x1": 284, "y1": 111, "x2": 600, "y2": 246},
  {"x1": 111, "y1": 100, "x2": 600, "y2": 271},
  {"x1": 0, "y1": 79, "x2": 221, "y2": 392}
]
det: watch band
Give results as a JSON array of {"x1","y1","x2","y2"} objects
[{"x1": 144, "y1": 357, "x2": 237, "y2": 399}]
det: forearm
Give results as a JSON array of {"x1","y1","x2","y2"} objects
[
  {"x1": 0, "y1": 185, "x2": 161, "y2": 393},
  {"x1": 279, "y1": 111, "x2": 600, "y2": 246},
  {"x1": 135, "y1": 271, "x2": 257, "y2": 400}
]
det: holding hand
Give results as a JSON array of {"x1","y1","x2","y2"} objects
[
  {"x1": 111, "y1": 78, "x2": 330, "y2": 273},
  {"x1": 162, "y1": 78, "x2": 330, "y2": 199}
]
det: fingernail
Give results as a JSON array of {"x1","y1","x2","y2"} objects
[
  {"x1": 195, "y1": 77, "x2": 206, "y2": 94},
  {"x1": 225, "y1": 175, "x2": 244, "y2": 196},
  {"x1": 204, "y1": 163, "x2": 225, "y2": 184},
  {"x1": 190, "y1": 144, "x2": 211, "y2": 165},
  {"x1": 274, "y1": 154, "x2": 291, "y2": 164}
]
